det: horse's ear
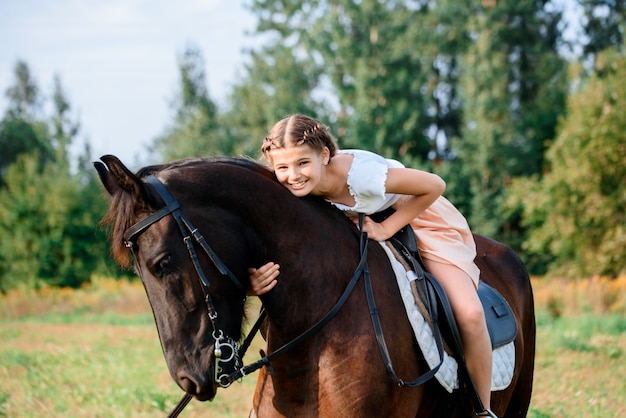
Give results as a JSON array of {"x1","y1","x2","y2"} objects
[
  {"x1": 94, "y1": 160, "x2": 120, "y2": 196},
  {"x1": 94, "y1": 155, "x2": 145, "y2": 198}
]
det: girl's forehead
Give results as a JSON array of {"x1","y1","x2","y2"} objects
[{"x1": 268, "y1": 144, "x2": 319, "y2": 163}]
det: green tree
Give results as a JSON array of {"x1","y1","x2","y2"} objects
[
  {"x1": 0, "y1": 62, "x2": 117, "y2": 290},
  {"x1": 222, "y1": 43, "x2": 326, "y2": 158},
  {"x1": 579, "y1": 0, "x2": 625, "y2": 58},
  {"x1": 4, "y1": 60, "x2": 41, "y2": 120},
  {"x1": 152, "y1": 45, "x2": 227, "y2": 160},
  {"x1": 0, "y1": 154, "x2": 68, "y2": 289},
  {"x1": 247, "y1": 0, "x2": 471, "y2": 162},
  {"x1": 0, "y1": 60, "x2": 53, "y2": 186},
  {"x1": 508, "y1": 50, "x2": 626, "y2": 277},
  {"x1": 441, "y1": 0, "x2": 568, "y2": 248}
]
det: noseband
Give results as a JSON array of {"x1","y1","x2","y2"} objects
[{"x1": 123, "y1": 176, "x2": 244, "y2": 393}]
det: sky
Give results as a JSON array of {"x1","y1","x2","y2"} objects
[{"x1": 0, "y1": 0, "x2": 259, "y2": 167}]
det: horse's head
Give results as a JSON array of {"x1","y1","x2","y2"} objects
[{"x1": 94, "y1": 155, "x2": 272, "y2": 401}]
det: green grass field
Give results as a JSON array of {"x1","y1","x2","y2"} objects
[{"x1": 1, "y1": 278, "x2": 624, "y2": 417}]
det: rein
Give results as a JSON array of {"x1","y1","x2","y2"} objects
[
  {"x1": 125, "y1": 175, "x2": 441, "y2": 417},
  {"x1": 224, "y1": 215, "x2": 371, "y2": 384}
]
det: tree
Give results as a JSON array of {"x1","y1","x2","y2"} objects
[
  {"x1": 152, "y1": 45, "x2": 226, "y2": 160},
  {"x1": 508, "y1": 50, "x2": 626, "y2": 277},
  {"x1": 247, "y1": 0, "x2": 472, "y2": 163},
  {"x1": 440, "y1": 0, "x2": 568, "y2": 248},
  {"x1": 4, "y1": 60, "x2": 41, "y2": 120},
  {"x1": 0, "y1": 61, "x2": 53, "y2": 186},
  {"x1": 579, "y1": 0, "x2": 625, "y2": 58},
  {"x1": 0, "y1": 62, "x2": 118, "y2": 290},
  {"x1": 0, "y1": 154, "x2": 68, "y2": 289},
  {"x1": 222, "y1": 43, "x2": 327, "y2": 158}
]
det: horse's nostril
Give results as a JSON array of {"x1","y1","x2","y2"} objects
[{"x1": 177, "y1": 369, "x2": 206, "y2": 394}]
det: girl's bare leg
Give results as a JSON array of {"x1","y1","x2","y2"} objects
[{"x1": 423, "y1": 259, "x2": 492, "y2": 412}]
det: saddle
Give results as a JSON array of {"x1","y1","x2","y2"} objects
[
  {"x1": 370, "y1": 209, "x2": 518, "y2": 350},
  {"x1": 370, "y1": 209, "x2": 517, "y2": 413}
]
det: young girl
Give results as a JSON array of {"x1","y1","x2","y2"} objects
[{"x1": 248, "y1": 114, "x2": 497, "y2": 418}]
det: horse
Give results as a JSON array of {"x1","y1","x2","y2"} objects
[{"x1": 94, "y1": 154, "x2": 535, "y2": 417}]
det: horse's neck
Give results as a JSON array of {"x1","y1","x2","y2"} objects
[{"x1": 259, "y1": 227, "x2": 363, "y2": 347}]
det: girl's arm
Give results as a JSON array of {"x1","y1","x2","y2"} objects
[{"x1": 359, "y1": 167, "x2": 445, "y2": 241}]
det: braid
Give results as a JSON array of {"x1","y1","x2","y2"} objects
[
  {"x1": 261, "y1": 114, "x2": 338, "y2": 158},
  {"x1": 301, "y1": 123, "x2": 327, "y2": 145}
]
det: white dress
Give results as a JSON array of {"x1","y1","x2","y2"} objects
[{"x1": 328, "y1": 149, "x2": 481, "y2": 286}]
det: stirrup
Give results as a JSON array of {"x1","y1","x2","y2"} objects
[{"x1": 475, "y1": 409, "x2": 498, "y2": 418}]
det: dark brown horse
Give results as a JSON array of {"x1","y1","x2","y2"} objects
[{"x1": 95, "y1": 155, "x2": 535, "y2": 417}]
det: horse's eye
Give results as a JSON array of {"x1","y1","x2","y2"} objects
[{"x1": 155, "y1": 255, "x2": 173, "y2": 278}]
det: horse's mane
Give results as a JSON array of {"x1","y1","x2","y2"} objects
[
  {"x1": 136, "y1": 156, "x2": 276, "y2": 181},
  {"x1": 103, "y1": 156, "x2": 277, "y2": 267}
]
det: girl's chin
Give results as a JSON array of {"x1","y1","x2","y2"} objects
[
  {"x1": 288, "y1": 186, "x2": 310, "y2": 196},
  {"x1": 289, "y1": 189, "x2": 308, "y2": 196}
]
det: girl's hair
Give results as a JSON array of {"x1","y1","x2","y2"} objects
[{"x1": 262, "y1": 114, "x2": 338, "y2": 160}]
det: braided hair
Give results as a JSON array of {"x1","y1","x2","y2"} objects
[{"x1": 262, "y1": 114, "x2": 338, "y2": 160}]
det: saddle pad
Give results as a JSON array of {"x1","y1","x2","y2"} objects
[{"x1": 379, "y1": 242, "x2": 515, "y2": 393}]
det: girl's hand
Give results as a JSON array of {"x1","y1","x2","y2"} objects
[
  {"x1": 351, "y1": 215, "x2": 392, "y2": 241},
  {"x1": 247, "y1": 262, "x2": 280, "y2": 296}
]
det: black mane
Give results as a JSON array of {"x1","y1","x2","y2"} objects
[{"x1": 136, "y1": 156, "x2": 276, "y2": 182}]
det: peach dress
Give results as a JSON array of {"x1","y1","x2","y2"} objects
[{"x1": 328, "y1": 149, "x2": 481, "y2": 286}]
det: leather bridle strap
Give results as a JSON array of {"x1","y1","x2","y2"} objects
[
  {"x1": 224, "y1": 215, "x2": 370, "y2": 384},
  {"x1": 167, "y1": 394, "x2": 192, "y2": 418},
  {"x1": 364, "y1": 260, "x2": 445, "y2": 387},
  {"x1": 226, "y1": 214, "x2": 445, "y2": 390},
  {"x1": 124, "y1": 176, "x2": 244, "y2": 295},
  {"x1": 124, "y1": 199, "x2": 181, "y2": 244}
]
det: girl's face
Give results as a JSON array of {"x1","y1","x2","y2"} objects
[{"x1": 268, "y1": 144, "x2": 330, "y2": 197}]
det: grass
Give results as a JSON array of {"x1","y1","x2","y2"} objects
[
  {"x1": 1, "y1": 276, "x2": 625, "y2": 417},
  {"x1": 0, "y1": 279, "x2": 261, "y2": 417},
  {"x1": 528, "y1": 310, "x2": 626, "y2": 417}
]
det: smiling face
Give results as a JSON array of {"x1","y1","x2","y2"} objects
[{"x1": 267, "y1": 144, "x2": 330, "y2": 197}]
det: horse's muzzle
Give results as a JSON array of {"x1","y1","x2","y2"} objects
[{"x1": 175, "y1": 367, "x2": 217, "y2": 401}]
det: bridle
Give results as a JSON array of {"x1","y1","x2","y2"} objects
[
  {"x1": 123, "y1": 176, "x2": 245, "y2": 396},
  {"x1": 123, "y1": 175, "x2": 443, "y2": 418},
  {"x1": 122, "y1": 175, "x2": 371, "y2": 417}
]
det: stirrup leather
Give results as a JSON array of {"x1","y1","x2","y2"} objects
[{"x1": 475, "y1": 409, "x2": 498, "y2": 418}]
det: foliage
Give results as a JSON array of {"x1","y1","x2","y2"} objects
[
  {"x1": 151, "y1": 45, "x2": 227, "y2": 160},
  {"x1": 222, "y1": 43, "x2": 328, "y2": 159},
  {"x1": 0, "y1": 153, "x2": 113, "y2": 291},
  {"x1": 247, "y1": 0, "x2": 473, "y2": 162},
  {"x1": 0, "y1": 61, "x2": 54, "y2": 186},
  {"x1": 509, "y1": 49, "x2": 626, "y2": 277},
  {"x1": 0, "y1": 2, "x2": 625, "y2": 290},
  {"x1": 0, "y1": 62, "x2": 121, "y2": 291},
  {"x1": 579, "y1": 0, "x2": 625, "y2": 57},
  {"x1": 439, "y1": 0, "x2": 568, "y2": 249},
  {"x1": 143, "y1": 1, "x2": 624, "y2": 278}
]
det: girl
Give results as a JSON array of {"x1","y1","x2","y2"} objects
[{"x1": 248, "y1": 114, "x2": 497, "y2": 418}]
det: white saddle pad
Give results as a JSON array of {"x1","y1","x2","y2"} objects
[{"x1": 379, "y1": 242, "x2": 515, "y2": 393}]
